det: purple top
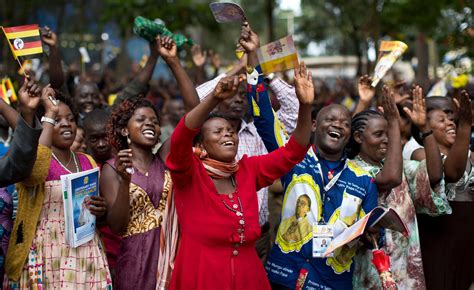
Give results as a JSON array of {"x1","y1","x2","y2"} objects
[{"x1": 105, "y1": 155, "x2": 166, "y2": 290}]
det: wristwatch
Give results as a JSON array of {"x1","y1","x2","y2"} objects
[
  {"x1": 420, "y1": 130, "x2": 433, "y2": 140},
  {"x1": 41, "y1": 116, "x2": 56, "y2": 126}
]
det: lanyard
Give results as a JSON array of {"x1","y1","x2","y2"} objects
[{"x1": 312, "y1": 147, "x2": 348, "y2": 223}]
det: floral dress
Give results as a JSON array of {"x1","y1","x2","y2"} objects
[
  {"x1": 352, "y1": 157, "x2": 450, "y2": 290},
  {"x1": 4, "y1": 151, "x2": 112, "y2": 289}
]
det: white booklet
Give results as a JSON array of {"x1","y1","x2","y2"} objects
[
  {"x1": 61, "y1": 168, "x2": 100, "y2": 248},
  {"x1": 323, "y1": 206, "x2": 408, "y2": 256}
]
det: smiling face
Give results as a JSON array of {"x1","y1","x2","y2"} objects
[
  {"x1": 74, "y1": 82, "x2": 102, "y2": 115},
  {"x1": 52, "y1": 103, "x2": 77, "y2": 150},
  {"x1": 356, "y1": 116, "x2": 388, "y2": 164},
  {"x1": 199, "y1": 117, "x2": 239, "y2": 163},
  {"x1": 124, "y1": 107, "x2": 161, "y2": 149},
  {"x1": 428, "y1": 109, "x2": 456, "y2": 150},
  {"x1": 215, "y1": 84, "x2": 248, "y2": 120},
  {"x1": 314, "y1": 105, "x2": 351, "y2": 159}
]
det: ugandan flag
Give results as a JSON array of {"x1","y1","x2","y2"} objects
[
  {"x1": 0, "y1": 81, "x2": 10, "y2": 105},
  {"x1": 3, "y1": 78, "x2": 17, "y2": 102},
  {"x1": 2, "y1": 24, "x2": 43, "y2": 60}
]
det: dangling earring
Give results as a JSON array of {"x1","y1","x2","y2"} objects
[
  {"x1": 127, "y1": 136, "x2": 131, "y2": 145},
  {"x1": 199, "y1": 147, "x2": 207, "y2": 159}
]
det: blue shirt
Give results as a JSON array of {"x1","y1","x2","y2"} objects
[{"x1": 247, "y1": 69, "x2": 378, "y2": 289}]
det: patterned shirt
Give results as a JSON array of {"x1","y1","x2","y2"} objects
[
  {"x1": 352, "y1": 158, "x2": 450, "y2": 290},
  {"x1": 247, "y1": 67, "x2": 378, "y2": 289}
]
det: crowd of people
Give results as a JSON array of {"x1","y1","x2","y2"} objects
[{"x1": 0, "y1": 18, "x2": 472, "y2": 290}]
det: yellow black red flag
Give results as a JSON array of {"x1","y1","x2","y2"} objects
[{"x1": 2, "y1": 24, "x2": 43, "y2": 60}]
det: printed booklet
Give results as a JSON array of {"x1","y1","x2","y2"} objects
[
  {"x1": 323, "y1": 206, "x2": 408, "y2": 256},
  {"x1": 61, "y1": 168, "x2": 99, "y2": 248}
]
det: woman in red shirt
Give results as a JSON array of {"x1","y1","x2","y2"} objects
[{"x1": 166, "y1": 63, "x2": 314, "y2": 290}]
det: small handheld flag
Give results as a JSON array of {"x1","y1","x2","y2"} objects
[
  {"x1": 257, "y1": 35, "x2": 299, "y2": 75},
  {"x1": 2, "y1": 24, "x2": 43, "y2": 61},
  {"x1": 0, "y1": 81, "x2": 10, "y2": 105},
  {"x1": 3, "y1": 78, "x2": 17, "y2": 102}
]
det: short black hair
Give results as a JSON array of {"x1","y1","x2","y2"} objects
[
  {"x1": 193, "y1": 112, "x2": 233, "y2": 145},
  {"x1": 83, "y1": 108, "x2": 111, "y2": 133}
]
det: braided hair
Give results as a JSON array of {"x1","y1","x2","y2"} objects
[
  {"x1": 107, "y1": 96, "x2": 160, "y2": 151},
  {"x1": 346, "y1": 110, "x2": 384, "y2": 158}
]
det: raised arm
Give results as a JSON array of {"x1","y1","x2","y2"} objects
[
  {"x1": 113, "y1": 38, "x2": 161, "y2": 105},
  {"x1": 239, "y1": 21, "x2": 288, "y2": 153},
  {"x1": 185, "y1": 76, "x2": 239, "y2": 129},
  {"x1": 269, "y1": 78, "x2": 299, "y2": 135},
  {"x1": 191, "y1": 44, "x2": 207, "y2": 85},
  {"x1": 403, "y1": 86, "x2": 443, "y2": 187},
  {"x1": 444, "y1": 90, "x2": 472, "y2": 183},
  {"x1": 157, "y1": 36, "x2": 199, "y2": 112},
  {"x1": 353, "y1": 75, "x2": 375, "y2": 116},
  {"x1": 195, "y1": 54, "x2": 247, "y2": 101},
  {"x1": 0, "y1": 81, "x2": 49, "y2": 187},
  {"x1": 100, "y1": 150, "x2": 133, "y2": 235},
  {"x1": 165, "y1": 76, "x2": 240, "y2": 185},
  {"x1": 41, "y1": 27, "x2": 65, "y2": 89},
  {"x1": 250, "y1": 62, "x2": 314, "y2": 189},
  {"x1": 156, "y1": 36, "x2": 200, "y2": 161},
  {"x1": 0, "y1": 78, "x2": 40, "y2": 129},
  {"x1": 372, "y1": 86, "x2": 403, "y2": 192}
]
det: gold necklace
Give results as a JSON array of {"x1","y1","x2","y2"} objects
[{"x1": 52, "y1": 151, "x2": 79, "y2": 173}]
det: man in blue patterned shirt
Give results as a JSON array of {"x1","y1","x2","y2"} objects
[{"x1": 244, "y1": 57, "x2": 378, "y2": 289}]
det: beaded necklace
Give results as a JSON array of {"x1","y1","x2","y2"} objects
[{"x1": 220, "y1": 176, "x2": 246, "y2": 244}]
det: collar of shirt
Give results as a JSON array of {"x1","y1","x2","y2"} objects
[{"x1": 239, "y1": 119, "x2": 258, "y2": 137}]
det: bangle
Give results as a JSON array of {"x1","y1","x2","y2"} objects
[
  {"x1": 41, "y1": 116, "x2": 56, "y2": 126},
  {"x1": 420, "y1": 130, "x2": 433, "y2": 140}
]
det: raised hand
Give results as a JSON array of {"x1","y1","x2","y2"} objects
[
  {"x1": 381, "y1": 85, "x2": 400, "y2": 122},
  {"x1": 213, "y1": 75, "x2": 240, "y2": 100},
  {"x1": 18, "y1": 78, "x2": 41, "y2": 119},
  {"x1": 209, "y1": 50, "x2": 221, "y2": 69},
  {"x1": 239, "y1": 22, "x2": 260, "y2": 53},
  {"x1": 157, "y1": 35, "x2": 177, "y2": 61},
  {"x1": 403, "y1": 85, "x2": 428, "y2": 130},
  {"x1": 191, "y1": 45, "x2": 207, "y2": 67},
  {"x1": 115, "y1": 149, "x2": 133, "y2": 181},
  {"x1": 294, "y1": 62, "x2": 314, "y2": 105},
  {"x1": 358, "y1": 75, "x2": 375, "y2": 103},
  {"x1": 457, "y1": 90, "x2": 472, "y2": 127},
  {"x1": 40, "y1": 26, "x2": 58, "y2": 48},
  {"x1": 40, "y1": 85, "x2": 59, "y2": 118}
]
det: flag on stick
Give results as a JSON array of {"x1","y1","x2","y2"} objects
[
  {"x1": 257, "y1": 35, "x2": 299, "y2": 75},
  {"x1": 0, "y1": 81, "x2": 10, "y2": 105},
  {"x1": 3, "y1": 78, "x2": 17, "y2": 102},
  {"x1": 2, "y1": 24, "x2": 43, "y2": 60}
]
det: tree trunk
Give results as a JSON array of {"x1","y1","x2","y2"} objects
[
  {"x1": 265, "y1": 0, "x2": 275, "y2": 42},
  {"x1": 415, "y1": 31, "x2": 430, "y2": 91}
]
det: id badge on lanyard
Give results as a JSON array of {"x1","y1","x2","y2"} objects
[
  {"x1": 311, "y1": 159, "x2": 347, "y2": 258},
  {"x1": 312, "y1": 224, "x2": 333, "y2": 258}
]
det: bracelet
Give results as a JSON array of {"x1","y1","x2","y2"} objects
[
  {"x1": 41, "y1": 116, "x2": 56, "y2": 126},
  {"x1": 420, "y1": 130, "x2": 433, "y2": 140}
]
